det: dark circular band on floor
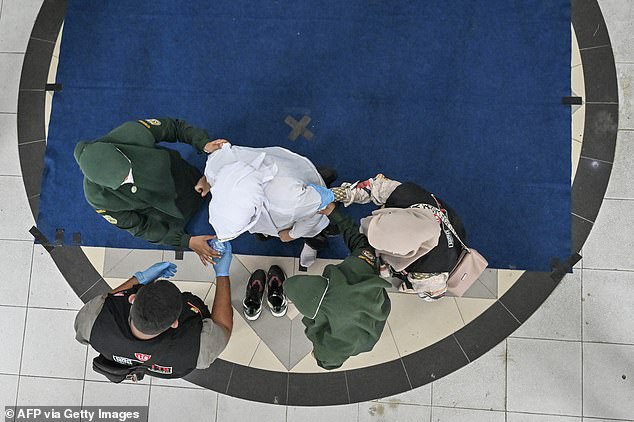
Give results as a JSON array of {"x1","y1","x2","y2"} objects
[{"x1": 17, "y1": 0, "x2": 618, "y2": 406}]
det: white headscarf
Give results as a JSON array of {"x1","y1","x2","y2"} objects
[{"x1": 208, "y1": 153, "x2": 276, "y2": 241}]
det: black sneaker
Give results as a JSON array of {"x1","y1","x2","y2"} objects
[
  {"x1": 266, "y1": 265, "x2": 288, "y2": 317},
  {"x1": 243, "y1": 269, "x2": 266, "y2": 321}
]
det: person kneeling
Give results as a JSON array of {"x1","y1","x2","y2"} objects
[{"x1": 74, "y1": 250, "x2": 233, "y2": 382}]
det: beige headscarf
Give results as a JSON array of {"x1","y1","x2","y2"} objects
[{"x1": 360, "y1": 207, "x2": 441, "y2": 272}]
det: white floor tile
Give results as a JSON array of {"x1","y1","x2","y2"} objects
[
  {"x1": 0, "y1": 176, "x2": 35, "y2": 240},
  {"x1": 571, "y1": 103, "x2": 585, "y2": 145},
  {"x1": 0, "y1": 53, "x2": 23, "y2": 113},
  {"x1": 358, "y1": 402, "x2": 431, "y2": 422},
  {"x1": 0, "y1": 240, "x2": 32, "y2": 306},
  {"x1": 507, "y1": 338, "x2": 582, "y2": 416},
  {"x1": 20, "y1": 308, "x2": 87, "y2": 379},
  {"x1": 0, "y1": 0, "x2": 43, "y2": 53},
  {"x1": 216, "y1": 311, "x2": 260, "y2": 366},
  {"x1": 605, "y1": 131, "x2": 634, "y2": 200},
  {"x1": 571, "y1": 61, "x2": 585, "y2": 98},
  {"x1": 572, "y1": 139, "x2": 581, "y2": 182},
  {"x1": 583, "y1": 269, "x2": 634, "y2": 344},
  {"x1": 52, "y1": 23, "x2": 63, "y2": 59},
  {"x1": 16, "y1": 376, "x2": 83, "y2": 406},
  {"x1": 617, "y1": 64, "x2": 634, "y2": 130},
  {"x1": 148, "y1": 386, "x2": 217, "y2": 422},
  {"x1": 583, "y1": 342, "x2": 634, "y2": 420},
  {"x1": 511, "y1": 272, "x2": 581, "y2": 341},
  {"x1": 506, "y1": 413, "x2": 580, "y2": 422},
  {"x1": 81, "y1": 246, "x2": 105, "y2": 275},
  {"x1": 597, "y1": 0, "x2": 634, "y2": 62},
  {"x1": 432, "y1": 341, "x2": 506, "y2": 411},
  {"x1": 45, "y1": 91, "x2": 51, "y2": 140},
  {"x1": 0, "y1": 374, "x2": 18, "y2": 409},
  {"x1": 28, "y1": 245, "x2": 83, "y2": 310},
  {"x1": 103, "y1": 249, "x2": 164, "y2": 279},
  {"x1": 498, "y1": 270, "x2": 524, "y2": 297},
  {"x1": 162, "y1": 250, "x2": 216, "y2": 282},
  {"x1": 388, "y1": 293, "x2": 464, "y2": 356},
  {"x1": 583, "y1": 199, "x2": 634, "y2": 271},
  {"x1": 571, "y1": 25, "x2": 582, "y2": 68},
  {"x1": 431, "y1": 407, "x2": 505, "y2": 422},
  {"x1": 377, "y1": 384, "x2": 431, "y2": 406},
  {"x1": 249, "y1": 340, "x2": 287, "y2": 372},
  {"x1": 82, "y1": 380, "x2": 150, "y2": 407},
  {"x1": 0, "y1": 114, "x2": 22, "y2": 176},
  {"x1": 454, "y1": 297, "x2": 496, "y2": 324},
  {"x1": 0, "y1": 306, "x2": 26, "y2": 374},
  {"x1": 216, "y1": 394, "x2": 286, "y2": 422},
  {"x1": 287, "y1": 404, "x2": 358, "y2": 422}
]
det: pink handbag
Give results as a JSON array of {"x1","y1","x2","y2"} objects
[{"x1": 411, "y1": 197, "x2": 488, "y2": 297}]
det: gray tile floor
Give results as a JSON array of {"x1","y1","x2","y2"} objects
[{"x1": 0, "y1": 0, "x2": 633, "y2": 420}]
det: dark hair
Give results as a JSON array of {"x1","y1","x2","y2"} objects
[{"x1": 130, "y1": 280, "x2": 182, "y2": 335}]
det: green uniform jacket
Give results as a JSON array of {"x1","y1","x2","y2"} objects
[
  {"x1": 304, "y1": 208, "x2": 392, "y2": 370},
  {"x1": 81, "y1": 118, "x2": 209, "y2": 248}
]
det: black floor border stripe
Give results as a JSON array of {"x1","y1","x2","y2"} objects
[{"x1": 15, "y1": 0, "x2": 618, "y2": 406}]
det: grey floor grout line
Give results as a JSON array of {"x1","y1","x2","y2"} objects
[
  {"x1": 451, "y1": 297, "x2": 467, "y2": 326},
  {"x1": 14, "y1": 243, "x2": 35, "y2": 407},
  {"x1": 452, "y1": 335, "x2": 471, "y2": 363},
  {"x1": 504, "y1": 339, "x2": 508, "y2": 420},
  {"x1": 578, "y1": 155, "x2": 614, "y2": 165},
  {"x1": 247, "y1": 340, "x2": 262, "y2": 367},
  {"x1": 582, "y1": 267, "x2": 634, "y2": 273},
  {"x1": 580, "y1": 264, "x2": 584, "y2": 420},
  {"x1": 571, "y1": 212, "x2": 594, "y2": 224},
  {"x1": 579, "y1": 44, "x2": 611, "y2": 51}
]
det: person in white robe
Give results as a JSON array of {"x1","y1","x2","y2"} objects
[{"x1": 195, "y1": 143, "x2": 332, "y2": 266}]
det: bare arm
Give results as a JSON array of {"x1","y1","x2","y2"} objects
[{"x1": 210, "y1": 276, "x2": 233, "y2": 335}]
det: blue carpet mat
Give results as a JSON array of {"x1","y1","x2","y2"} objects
[{"x1": 40, "y1": 0, "x2": 571, "y2": 271}]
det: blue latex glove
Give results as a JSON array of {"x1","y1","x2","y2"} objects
[
  {"x1": 134, "y1": 262, "x2": 177, "y2": 285},
  {"x1": 212, "y1": 241, "x2": 233, "y2": 277},
  {"x1": 308, "y1": 183, "x2": 335, "y2": 210}
]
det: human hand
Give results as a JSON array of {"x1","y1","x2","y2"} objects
[
  {"x1": 194, "y1": 176, "x2": 211, "y2": 197},
  {"x1": 318, "y1": 202, "x2": 336, "y2": 216},
  {"x1": 134, "y1": 261, "x2": 177, "y2": 285},
  {"x1": 307, "y1": 183, "x2": 335, "y2": 210},
  {"x1": 212, "y1": 241, "x2": 232, "y2": 276},
  {"x1": 189, "y1": 235, "x2": 222, "y2": 266},
  {"x1": 278, "y1": 229, "x2": 295, "y2": 242},
  {"x1": 203, "y1": 139, "x2": 230, "y2": 154}
]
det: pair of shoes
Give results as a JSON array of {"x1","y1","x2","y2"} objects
[{"x1": 243, "y1": 265, "x2": 288, "y2": 320}]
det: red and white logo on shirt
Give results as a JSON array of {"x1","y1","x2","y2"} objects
[{"x1": 134, "y1": 353, "x2": 152, "y2": 362}]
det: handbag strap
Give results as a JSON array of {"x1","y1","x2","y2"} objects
[{"x1": 410, "y1": 196, "x2": 469, "y2": 251}]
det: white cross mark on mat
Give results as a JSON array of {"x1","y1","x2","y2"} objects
[{"x1": 285, "y1": 115, "x2": 314, "y2": 141}]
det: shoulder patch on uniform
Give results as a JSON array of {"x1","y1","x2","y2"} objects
[
  {"x1": 145, "y1": 119, "x2": 161, "y2": 126},
  {"x1": 137, "y1": 120, "x2": 151, "y2": 129},
  {"x1": 357, "y1": 249, "x2": 376, "y2": 267},
  {"x1": 102, "y1": 214, "x2": 118, "y2": 225}
]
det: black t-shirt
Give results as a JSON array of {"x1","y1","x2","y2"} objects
[
  {"x1": 385, "y1": 182, "x2": 466, "y2": 273},
  {"x1": 90, "y1": 286, "x2": 210, "y2": 378}
]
